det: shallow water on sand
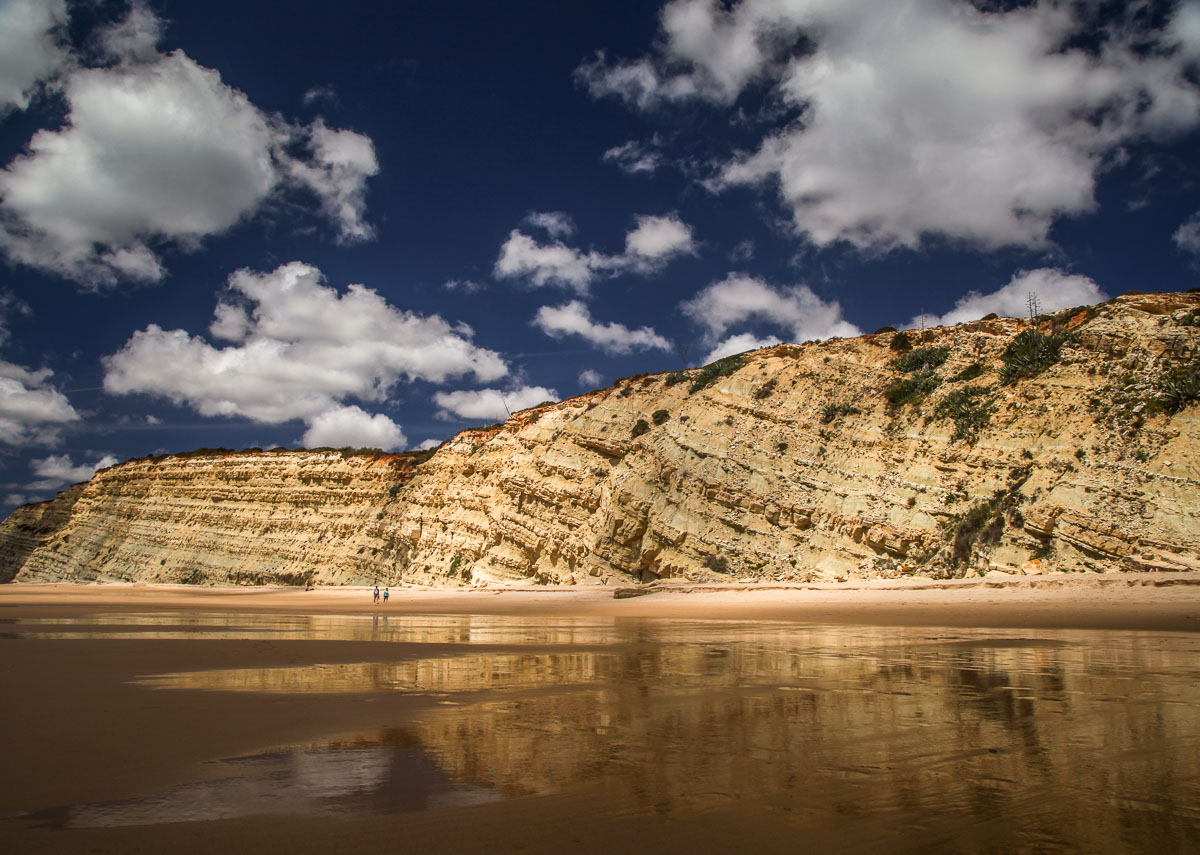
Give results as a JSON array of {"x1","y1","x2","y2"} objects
[{"x1": 14, "y1": 613, "x2": 1200, "y2": 850}]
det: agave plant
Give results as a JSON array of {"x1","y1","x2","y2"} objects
[{"x1": 1158, "y1": 371, "x2": 1200, "y2": 414}]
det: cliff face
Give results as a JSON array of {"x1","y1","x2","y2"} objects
[{"x1": 4, "y1": 293, "x2": 1200, "y2": 586}]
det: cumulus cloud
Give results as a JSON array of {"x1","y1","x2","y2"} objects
[
  {"x1": 28, "y1": 453, "x2": 119, "y2": 491},
  {"x1": 285, "y1": 118, "x2": 379, "y2": 244},
  {"x1": 0, "y1": 5, "x2": 379, "y2": 285},
  {"x1": 414, "y1": 437, "x2": 443, "y2": 451},
  {"x1": 0, "y1": 0, "x2": 68, "y2": 114},
  {"x1": 1174, "y1": 212, "x2": 1200, "y2": 255},
  {"x1": 682, "y1": 274, "x2": 861, "y2": 359},
  {"x1": 300, "y1": 405, "x2": 406, "y2": 450},
  {"x1": 912, "y1": 268, "x2": 1107, "y2": 329},
  {"x1": 578, "y1": 368, "x2": 603, "y2": 388},
  {"x1": 534, "y1": 300, "x2": 671, "y2": 354},
  {"x1": 434, "y1": 385, "x2": 558, "y2": 422},
  {"x1": 495, "y1": 212, "x2": 695, "y2": 291},
  {"x1": 701, "y1": 332, "x2": 781, "y2": 364},
  {"x1": 104, "y1": 261, "x2": 507, "y2": 436},
  {"x1": 582, "y1": 0, "x2": 1200, "y2": 251},
  {"x1": 494, "y1": 230, "x2": 601, "y2": 291},
  {"x1": 624, "y1": 214, "x2": 696, "y2": 263},
  {"x1": 0, "y1": 360, "x2": 79, "y2": 446}
]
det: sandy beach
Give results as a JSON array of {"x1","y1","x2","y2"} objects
[
  {"x1": 2, "y1": 576, "x2": 1198, "y2": 853},
  {"x1": 4, "y1": 572, "x2": 1200, "y2": 629}
]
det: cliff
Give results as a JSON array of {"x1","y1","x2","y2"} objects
[{"x1": 3, "y1": 292, "x2": 1199, "y2": 586}]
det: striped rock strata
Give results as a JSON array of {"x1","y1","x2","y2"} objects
[{"x1": 2, "y1": 292, "x2": 1199, "y2": 586}]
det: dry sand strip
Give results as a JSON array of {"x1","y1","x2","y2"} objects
[{"x1": 2, "y1": 573, "x2": 1200, "y2": 630}]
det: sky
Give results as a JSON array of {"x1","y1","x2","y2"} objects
[{"x1": 1, "y1": 0, "x2": 1200, "y2": 510}]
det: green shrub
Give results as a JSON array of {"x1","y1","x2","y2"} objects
[
  {"x1": 884, "y1": 371, "x2": 942, "y2": 406},
  {"x1": 665, "y1": 371, "x2": 688, "y2": 386},
  {"x1": 652, "y1": 409, "x2": 670, "y2": 425},
  {"x1": 999, "y1": 329, "x2": 1075, "y2": 384},
  {"x1": 890, "y1": 346, "x2": 949, "y2": 373},
  {"x1": 689, "y1": 355, "x2": 743, "y2": 393},
  {"x1": 934, "y1": 385, "x2": 995, "y2": 442},
  {"x1": 819, "y1": 402, "x2": 862, "y2": 424},
  {"x1": 890, "y1": 331, "x2": 913, "y2": 352},
  {"x1": 951, "y1": 362, "x2": 986, "y2": 383},
  {"x1": 703, "y1": 554, "x2": 730, "y2": 573},
  {"x1": 632, "y1": 419, "x2": 650, "y2": 438},
  {"x1": 1156, "y1": 361, "x2": 1200, "y2": 414}
]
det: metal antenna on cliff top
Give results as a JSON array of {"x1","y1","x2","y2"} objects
[
  {"x1": 502, "y1": 398, "x2": 512, "y2": 418},
  {"x1": 676, "y1": 340, "x2": 689, "y2": 369}
]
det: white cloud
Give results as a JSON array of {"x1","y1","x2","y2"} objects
[
  {"x1": 578, "y1": 369, "x2": 603, "y2": 388},
  {"x1": 434, "y1": 385, "x2": 558, "y2": 422},
  {"x1": 1174, "y1": 212, "x2": 1200, "y2": 255},
  {"x1": 702, "y1": 332, "x2": 781, "y2": 364},
  {"x1": 534, "y1": 300, "x2": 671, "y2": 354},
  {"x1": 0, "y1": 291, "x2": 30, "y2": 346},
  {"x1": 300, "y1": 405, "x2": 405, "y2": 451},
  {"x1": 0, "y1": 360, "x2": 79, "y2": 446},
  {"x1": 681, "y1": 274, "x2": 861, "y2": 350},
  {"x1": 0, "y1": 0, "x2": 68, "y2": 114},
  {"x1": 414, "y1": 437, "x2": 443, "y2": 451},
  {"x1": 494, "y1": 230, "x2": 600, "y2": 291},
  {"x1": 98, "y1": 1, "x2": 161, "y2": 62},
  {"x1": 913, "y1": 268, "x2": 1107, "y2": 328},
  {"x1": 104, "y1": 261, "x2": 508, "y2": 431},
  {"x1": 603, "y1": 139, "x2": 662, "y2": 174},
  {"x1": 728, "y1": 239, "x2": 754, "y2": 262},
  {"x1": 583, "y1": 0, "x2": 1200, "y2": 251},
  {"x1": 495, "y1": 212, "x2": 695, "y2": 291},
  {"x1": 28, "y1": 452, "x2": 119, "y2": 491},
  {"x1": 624, "y1": 214, "x2": 695, "y2": 262},
  {"x1": 285, "y1": 118, "x2": 379, "y2": 244},
  {"x1": 302, "y1": 85, "x2": 338, "y2": 108},
  {"x1": 525, "y1": 211, "x2": 576, "y2": 239},
  {"x1": 0, "y1": 6, "x2": 379, "y2": 285},
  {"x1": 443, "y1": 278, "x2": 486, "y2": 294}
]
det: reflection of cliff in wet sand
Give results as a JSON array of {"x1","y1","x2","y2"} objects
[
  {"x1": 3, "y1": 589, "x2": 1200, "y2": 854},
  {"x1": 122, "y1": 618, "x2": 1200, "y2": 850}
]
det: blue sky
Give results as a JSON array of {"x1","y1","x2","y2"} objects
[{"x1": 2, "y1": 0, "x2": 1200, "y2": 509}]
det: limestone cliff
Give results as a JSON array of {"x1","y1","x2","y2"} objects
[{"x1": 3, "y1": 293, "x2": 1199, "y2": 586}]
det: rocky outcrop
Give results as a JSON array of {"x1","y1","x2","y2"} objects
[{"x1": 3, "y1": 293, "x2": 1199, "y2": 586}]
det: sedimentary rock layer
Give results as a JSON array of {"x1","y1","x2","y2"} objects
[{"x1": 3, "y1": 293, "x2": 1199, "y2": 586}]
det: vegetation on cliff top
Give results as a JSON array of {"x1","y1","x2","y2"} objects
[{"x1": 999, "y1": 329, "x2": 1076, "y2": 384}]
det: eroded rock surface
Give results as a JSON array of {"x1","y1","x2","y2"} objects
[{"x1": 3, "y1": 293, "x2": 1199, "y2": 586}]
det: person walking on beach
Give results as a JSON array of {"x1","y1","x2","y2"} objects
[
  {"x1": 383, "y1": 587, "x2": 389, "y2": 603},
  {"x1": 373, "y1": 585, "x2": 380, "y2": 603}
]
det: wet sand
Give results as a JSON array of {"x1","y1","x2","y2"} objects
[
  {"x1": 2, "y1": 576, "x2": 1199, "y2": 853},
  {"x1": 4, "y1": 572, "x2": 1200, "y2": 629}
]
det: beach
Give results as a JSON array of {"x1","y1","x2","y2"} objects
[{"x1": 2, "y1": 576, "x2": 1198, "y2": 853}]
